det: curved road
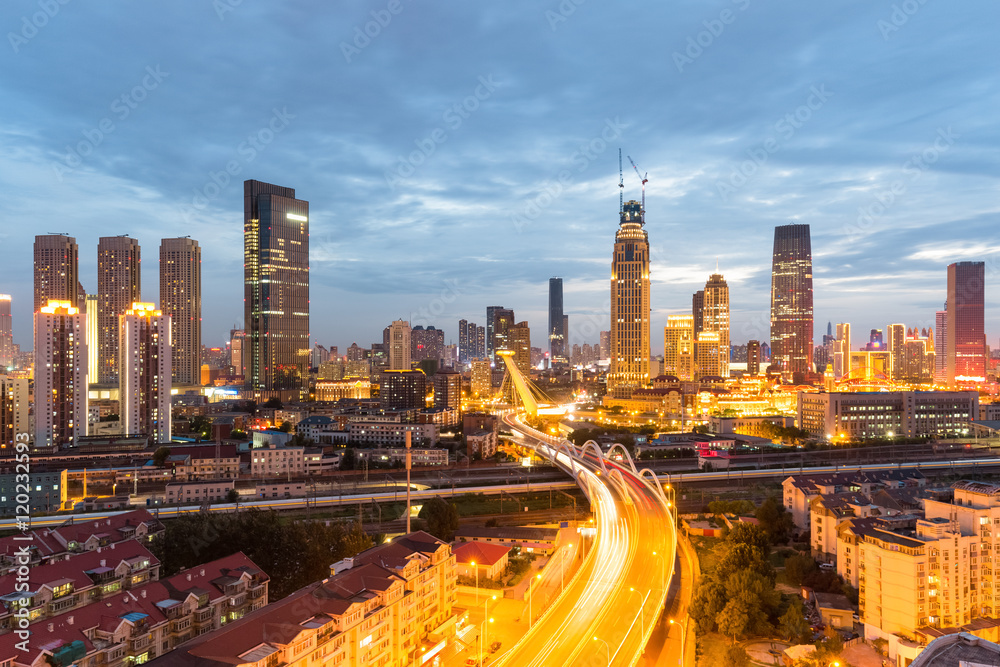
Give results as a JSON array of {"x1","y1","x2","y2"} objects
[{"x1": 496, "y1": 413, "x2": 676, "y2": 667}]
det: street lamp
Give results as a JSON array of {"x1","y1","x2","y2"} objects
[
  {"x1": 669, "y1": 617, "x2": 690, "y2": 666},
  {"x1": 479, "y1": 594, "x2": 497, "y2": 663},
  {"x1": 471, "y1": 561, "x2": 478, "y2": 603},
  {"x1": 592, "y1": 636, "x2": 610, "y2": 667},
  {"x1": 652, "y1": 551, "x2": 666, "y2": 589},
  {"x1": 561, "y1": 543, "x2": 573, "y2": 592}
]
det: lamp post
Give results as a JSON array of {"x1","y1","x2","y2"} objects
[
  {"x1": 479, "y1": 595, "x2": 497, "y2": 663},
  {"x1": 652, "y1": 551, "x2": 666, "y2": 590},
  {"x1": 592, "y1": 636, "x2": 610, "y2": 667},
  {"x1": 629, "y1": 587, "x2": 650, "y2": 638},
  {"x1": 669, "y1": 617, "x2": 690, "y2": 666},
  {"x1": 472, "y1": 561, "x2": 478, "y2": 603}
]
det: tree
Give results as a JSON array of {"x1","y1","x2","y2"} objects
[
  {"x1": 778, "y1": 598, "x2": 810, "y2": 642},
  {"x1": 263, "y1": 397, "x2": 283, "y2": 409},
  {"x1": 783, "y1": 553, "x2": 817, "y2": 587},
  {"x1": 716, "y1": 597, "x2": 751, "y2": 641},
  {"x1": 726, "y1": 522, "x2": 771, "y2": 556},
  {"x1": 278, "y1": 421, "x2": 293, "y2": 433},
  {"x1": 690, "y1": 577, "x2": 728, "y2": 634},
  {"x1": 340, "y1": 448, "x2": 357, "y2": 470},
  {"x1": 716, "y1": 543, "x2": 775, "y2": 583},
  {"x1": 188, "y1": 416, "x2": 211, "y2": 438},
  {"x1": 418, "y1": 498, "x2": 459, "y2": 541},
  {"x1": 153, "y1": 446, "x2": 171, "y2": 467},
  {"x1": 723, "y1": 645, "x2": 751, "y2": 667},
  {"x1": 226, "y1": 488, "x2": 240, "y2": 503},
  {"x1": 756, "y1": 497, "x2": 794, "y2": 545}
]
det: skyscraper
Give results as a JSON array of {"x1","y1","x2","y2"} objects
[
  {"x1": 475, "y1": 325, "x2": 486, "y2": 359},
  {"x1": 935, "y1": 305, "x2": 947, "y2": 383},
  {"x1": 160, "y1": 237, "x2": 202, "y2": 386},
  {"x1": 34, "y1": 300, "x2": 88, "y2": 448},
  {"x1": 485, "y1": 306, "x2": 504, "y2": 359},
  {"x1": 0, "y1": 295, "x2": 12, "y2": 369},
  {"x1": 388, "y1": 320, "x2": 412, "y2": 370},
  {"x1": 84, "y1": 294, "x2": 98, "y2": 385},
  {"x1": 491, "y1": 308, "x2": 515, "y2": 366},
  {"x1": 887, "y1": 323, "x2": 905, "y2": 381},
  {"x1": 33, "y1": 234, "x2": 79, "y2": 314},
  {"x1": 695, "y1": 331, "x2": 722, "y2": 380},
  {"x1": 608, "y1": 200, "x2": 650, "y2": 395},
  {"x1": 664, "y1": 315, "x2": 695, "y2": 380},
  {"x1": 0, "y1": 375, "x2": 30, "y2": 448},
  {"x1": 244, "y1": 179, "x2": 310, "y2": 395},
  {"x1": 702, "y1": 273, "x2": 730, "y2": 378},
  {"x1": 691, "y1": 290, "x2": 705, "y2": 338},
  {"x1": 947, "y1": 261, "x2": 986, "y2": 384},
  {"x1": 747, "y1": 340, "x2": 761, "y2": 376},
  {"x1": 120, "y1": 303, "x2": 172, "y2": 443},
  {"x1": 548, "y1": 277, "x2": 566, "y2": 365},
  {"x1": 770, "y1": 224, "x2": 813, "y2": 382},
  {"x1": 458, "y1": 319, "x2": 469, "y2": 363},
  {"x1": 834, "y1": 323, "x2": 851, "y2": 379},
  {"x1": 511, "y1": 321, "x2": 531, "y2": 374},
  {"x1": 230, "y1": 328, "x2": 247, "y2": 378},
  {"x1": 97, "y1": 236, "x2": 141, "y2": 385},
  {"x1": 379, "y1": 369, "x2": 426, "y2": 410}
]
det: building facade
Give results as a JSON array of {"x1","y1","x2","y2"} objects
[
  {"x1": 549, "y1": 277, "x2": 565, "y2": 365},
  {"x1": 243, "y1": 179, "x2": 310, "y2": 395},
  {"x1": 160, "y1": 237, "x2": 202, "y2": 386},
  {"x1": 97, "y1": 236, "x2": 141, "y2": 385},
  {"x1": 120, "y1": 303, "x2": 172, "y2": 443},
  {"x1": 0, "y1": 296, "x2": 12, "y2": 369},
  {"x1": 387, "y1": 319, "x2": 411, "y2": 370},
  {"x1": 380, "y1": 369, "x2": 427, "y2": 410},
  {"x1": 511, "y1": 321, "x2": 531, "y2": 373},
  {"x1": 770, "y1": 224, "x2": 813, "y2": 382},
  {"x1": 798, "y1": 390, "x2": 978, "y2": 440},
  {"x1": 34, "y1": 301, "x2": 88, "y2": 448},
  {"x1": 33, "y1": 234, "x2": 79, "y2": 315},
  {"x1": 608, "y1": 200, "x2": 650, "y2": 396},
  {"x1": 702, "y1": 273, "x2": 730, "y2": 378},
  {"x1": 947, "y1": 261, "x2": 986, "y2": 385}
]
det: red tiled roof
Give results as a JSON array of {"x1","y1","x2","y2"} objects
[{"x1": 453, "y1": 541, "x2": 510, "y2": 567}]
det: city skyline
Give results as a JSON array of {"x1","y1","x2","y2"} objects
[{"x1": 1, "y1": 3, "x2": 998, "y2": 354}]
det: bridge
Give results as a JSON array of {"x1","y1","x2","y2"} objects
[{"x1": 494, "y1": 354, "x2": 677, "y2": 666}]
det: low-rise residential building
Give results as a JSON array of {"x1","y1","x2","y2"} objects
[
  {"x1": 249, "y1": 443, "x2": 305, "y2": 477},
  {"x1": 0, "y1": 551, "x2": 267, "y2": 666},
  {"x1": 454, "y1": 526, "x2": 561, "y2": 555},
  {"x1": 256, "y1": 482, "x2": 305, "y2": 499},
  {"x1": 466, "y1": 429, "x2": 498, "y2": 459},
  {"x1": 453, "y1": 541, "x2": 510, "y2": 581},
  {"x1": 783, "y1": 471, "x2": 926, "y2": 532},
  {"x1": 798, "y1": 390, "x2": 979, "y2": 440},
  {"x1": 152, "y1": 531, "x2": 455, "y2": 667},
  {"x1": 813, "y1": 592, "x2": 854, "y2": 631},
  {"x1": 165, "y1": 480, "x2": 235, "y2": 504},
  {"x1": 166, "y1": 444, "x2": 241, "y2": 480},
  {"x1": 810, "y1": 492, "x2": 875, "y2": 562}
]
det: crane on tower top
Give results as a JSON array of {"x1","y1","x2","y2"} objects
[{"x1": 627, "y1": 155, "x2": 648, "y2": 215}]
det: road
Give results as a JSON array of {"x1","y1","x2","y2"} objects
[{"x1": 494, "y1": 413, "x2": 676, "y2": 667}]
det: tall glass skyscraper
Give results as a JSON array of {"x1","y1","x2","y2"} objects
[
  {"x1": 244, "y1": 180, "x2": 310, "y2": 395},
  {"x1": 160, "y1": 237, "x2": 201, "y2": 386},
  {"x1": 548, "y1": 277, "x2": 565, "y2": 365},
  {"x1": 608, "y1": 199, "x2": 650, "y2": 396},
  {"x1": 770, "y1": 224, "x2": 813, "y2": 382},
  {"x1": 947, "y1": 261, "x2": 985, "y2": 384},
  {"x1": 97, "y1": 235, "x2": 141, "y2": 385}
]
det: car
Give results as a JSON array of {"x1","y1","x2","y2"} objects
[
  {"x1": 819, "y1": 562, "x2": 835, "y2": 570},
  {"x1": 490, "y1": 641, "x2": 502, "y2": 653},
  {"x1": 465, "y1": 659, "x2": 479, "y2": 666}
]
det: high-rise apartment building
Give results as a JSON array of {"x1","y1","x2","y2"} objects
[
  {"x1": 770, "y1": 224, "x2": 813, "y2": 382},
  {"x1": 747, "y1": 339, "x2": 761, "y2": 375},
  {"x1": 243, "y1": 179, "x2": 310, "y2": 394},
  {"x1": 511, "y1": 320, "x2": 531, "y2": 374},
  {"x1": 833, "y1": 323, "x2": 851, "y2": 379},
  {"x1": 159, "y1": 238, "x2": 201, "y2": 386},
  {"x1": 229, "y1": 329, "x2": 246, "y2": 377},
  {"x1": 599, "y1": 330, "x2": 611, "y2": 361},
  {"x1": 97, "y1": 235, "x2": 141, "y2": 385},
  {"x1": 608, "y1": 200, "x2": 650, "y2": 396},
  {"x1": 695, "y1": 331, "x2": 722, "y2": 380},
  {"x1": 433, "y1": 370, "x2": 462, "y2": 409},
  {"x1": 947, "y1": 261, "x2": 986, "y2": 384},
  {"x1": 84, "y1": 294, "x2": 98, "y2": 385},
  {"x1": 475, "y1": 325, "x2": 486, "y2": 359},
  {"x1": 934, "y1": 305, "x2": 947, "y2": 383},
  {"x1": 491, "y1": 308, "x2": 515, "y2": 366},
  {"x1": 120, "y1": 303, "x2": 171, "y2": 443},
  {"x1": 33, "y1": 234, "x2": 79, "y2": 314},
  {"x1": 0, "y1": 295, "x2": 12, "y2": 369},
  {"x1": 458, "y1": 318, "x2": 469, "y2": 363},
  {"x1": 886, "y1": 323, "x2": 905, "y2": 381},
  {"x1": 379, "y1": 369, "x2": 427, "y2": 410},
  {"x1": 549, "y1": 277, "x2": 566, "y2": 364},
  {"x1": 387, "y1": 320, "x2": 412, "y2": 370},
  {"x1": 411, "y1": 325, "x2": 444, "y2": 365},
  {"x1": 34, "y1": 301, "x2": 88, "y2": 448},
  {"x1": 702, "y1": 273, "x2": 730, "y2": 378},
  {"x1": 664, "y1": 315, "x2": 695, "y2": 380},
  {"x1": 0, "y1": 375, "x2": 30, "y2": 449},
  {"x1": 692, "y1": 290, "x2": 704, "y2": 338},
  {"x1": 471, "y1": 358, "x2": 491, "y2": 398}
]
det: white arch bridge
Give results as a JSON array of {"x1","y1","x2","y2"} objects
[{"x1": 491, "y1": 354, "x2": 678, "y2": 667}]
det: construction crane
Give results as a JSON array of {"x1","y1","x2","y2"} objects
[
  {"x1": 627, "y1": 155, "x2": 648, "y2": 215},
  {"x1": 618, "y1": 148, "x2": 624, "y2": 213}
]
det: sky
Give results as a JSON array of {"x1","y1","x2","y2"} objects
[{"x1": 1, "y1": 0, "x2": 998, "y2": 356}]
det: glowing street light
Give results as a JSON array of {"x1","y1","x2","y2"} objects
[{"x1": 592, "y1": 636, "x2": 610, "y2": 666}]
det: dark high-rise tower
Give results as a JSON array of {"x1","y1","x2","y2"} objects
[
  {"x1": 692, "y1": 290, "x2": 704, "y2": 338},
  {"x1": 769, "y1": 224, "x2": 813, "y2": 382},
  {"x1": 160, "y1": 237, "x2": 201, "y2": 386},
  {"x1": 34, "y1": 234, "x2": 79, "y2": 314},
  {"x1": 608, "y1": 200, "x2": 650, "y2": 395},
  {"x1": 244, "y1": 180, "x2": 310, "y2": 395},
  {"x1": 947, "y1": 261, "x2": 985, "y2": 384},
  {"x1": 548, "y1": 277, "x2": 565, "y2": 365},
  {"x1": 97, "y1": 235, "x2": 141, "y2": 385},
  {"x1": 485, "y1": 306, "x2": 504, "y2": 359}
]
